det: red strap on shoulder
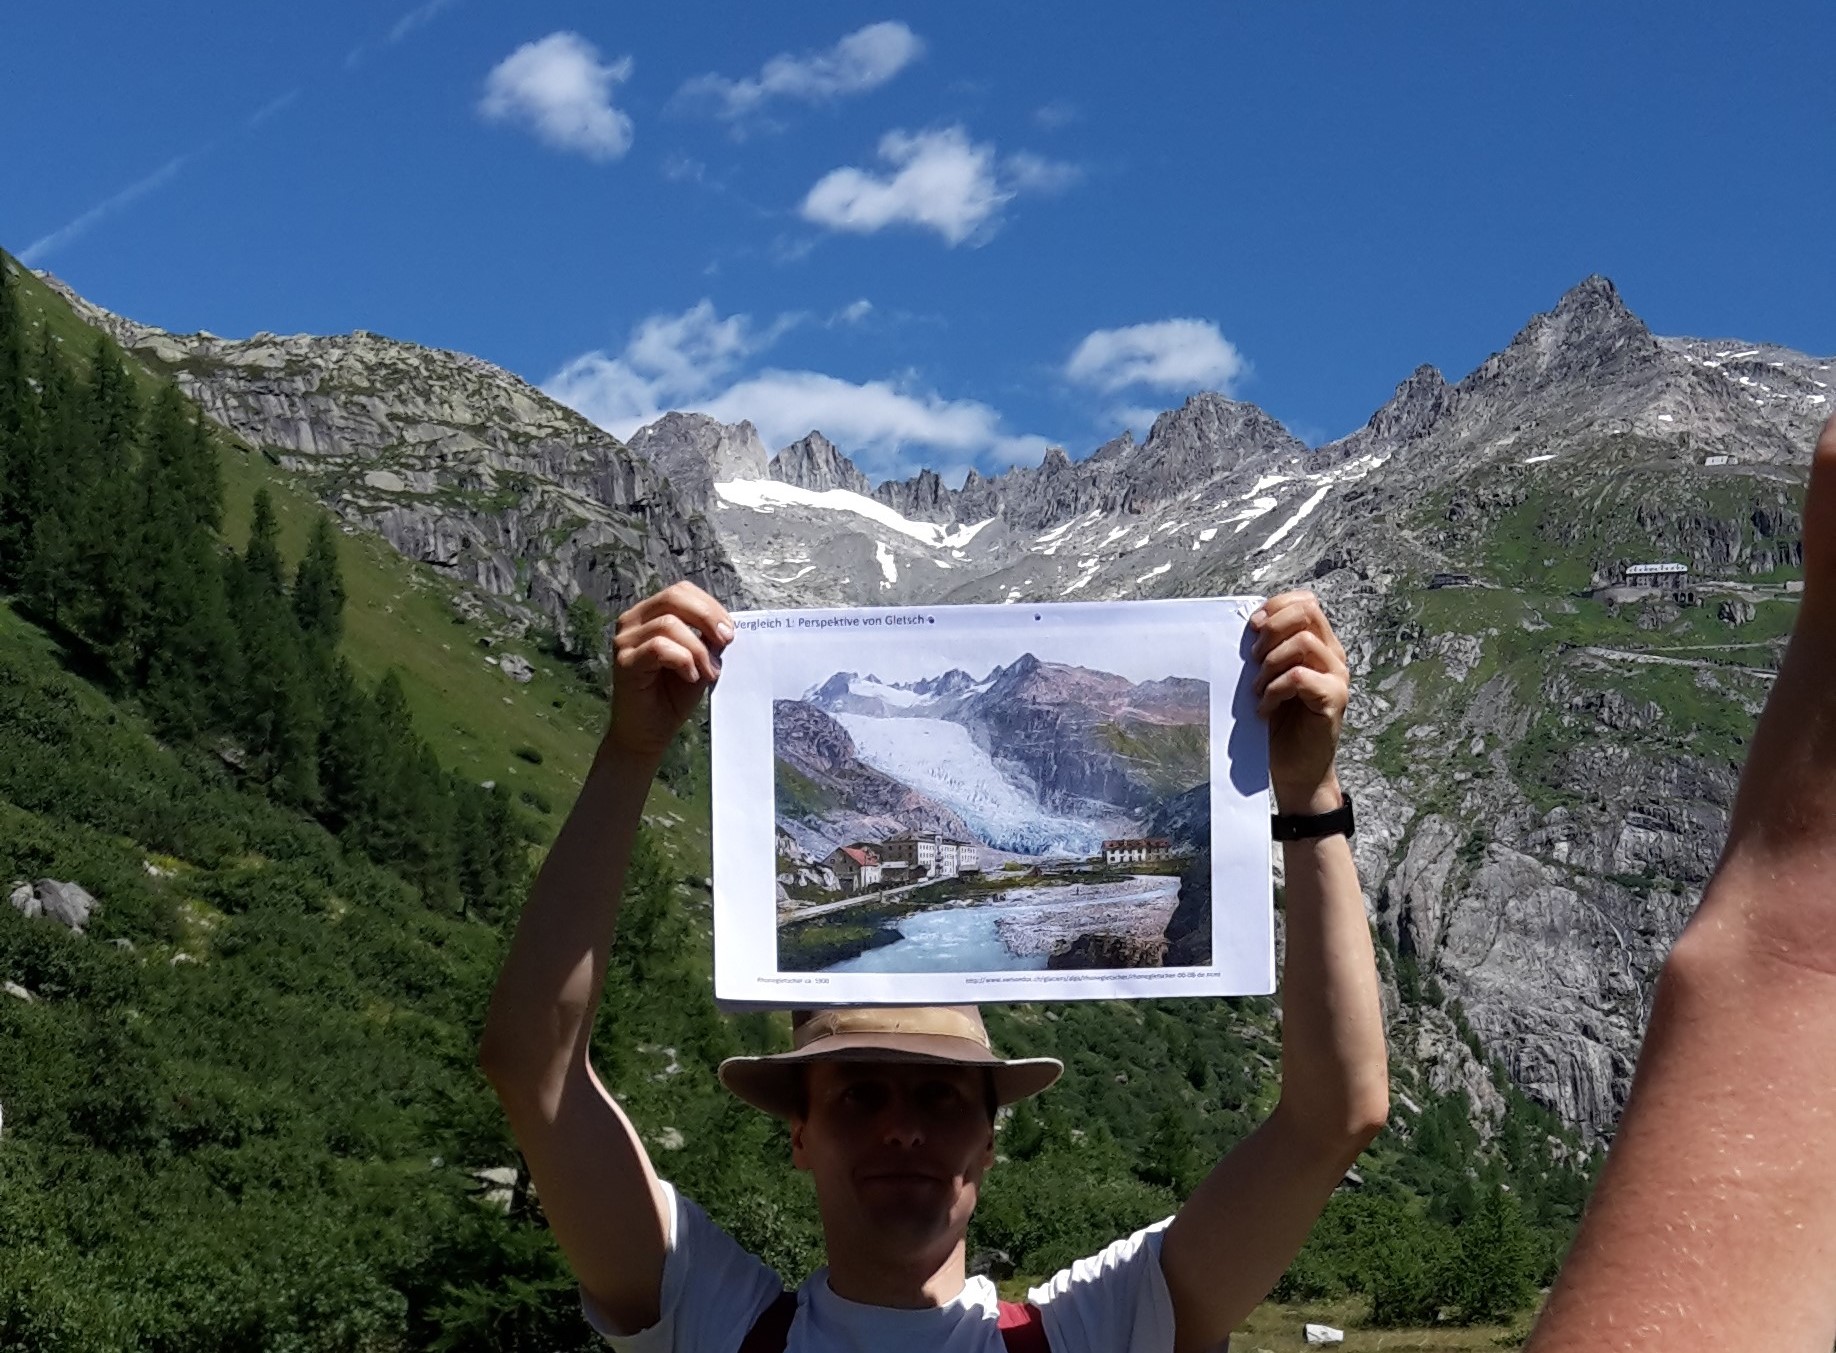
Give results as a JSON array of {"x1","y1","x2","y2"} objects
[
  {"x1": 997, "y1": 1300, "x2": 1050, "y2": 1353},
  {"x1": 737, "y1": 1290, "x2": 798, "y2": 1353}
]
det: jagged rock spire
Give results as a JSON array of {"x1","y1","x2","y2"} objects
[{"x1": 771, "y1": 431, "x2": 869, "y2": 495}]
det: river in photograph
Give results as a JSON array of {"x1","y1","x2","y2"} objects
[
  {"x1": 823, "y1": 876, "x2": 1182, "y2": 974},
  {"x1": 826, "y1": 904, "x2": 1051, "y2": 973}
]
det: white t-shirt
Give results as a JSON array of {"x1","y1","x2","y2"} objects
[{"x1": 584, "y1": 1181, "x2": 1178, "y2": 1353}]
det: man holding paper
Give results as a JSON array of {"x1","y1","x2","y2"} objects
[{"x1": 479, "y1": 586, "x2": 1387, "y2": 1351}]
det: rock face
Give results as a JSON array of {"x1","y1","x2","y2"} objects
[
  {"x1": 32, "y1": 277, "x2": 747, "y2": 632},
  {"x1": 1047, "y1": 930, "x2": 1169, "y2": 969},
  {"x1": 771, "y1": 432, "x2": 869, "y2": 495},
  {"x1": 626, "y1": 412, "x2": 771, "y2": 513}
]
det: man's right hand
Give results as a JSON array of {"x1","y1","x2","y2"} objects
[{"x1": 608, "y1": 581, "x2": 734, "y2": 762}]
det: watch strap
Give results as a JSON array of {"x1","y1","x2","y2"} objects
[{"x1": 1271, "y1": 792, "x2": 1355, "y2": 841}]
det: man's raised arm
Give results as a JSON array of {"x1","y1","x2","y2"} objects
[
  {"x1": 1524, "y1": 414, "x2": 1836, "y2": 1351},
  {"x1": 478, "y1": 582, "x2": 732, "y2": 1334},
  {"x1": 1160, "y1": 592, "x2": 1390, "y2": 1353}
]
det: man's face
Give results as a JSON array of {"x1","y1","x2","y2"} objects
[{"x1": 791, "y1": 1061, "x2": 996, "y2": 1256}]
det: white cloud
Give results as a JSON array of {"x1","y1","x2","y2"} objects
[
  {"x1": 1065, "y1": 319, "x2": 1247, "y2": 394},
  {"x1": 543, "y1": 300, "x2": 781, "y2": 434},
  {"x1": 479, "y1": 33, "x2": 634, "y2": 162},
  {"x1": 830, "y1": 298, "x2": 873, "y2": 326},
  {"x1": 1003, "y1": 151, "x2": 1082, "y2": 195},
  {"x1": 678, "y1": 21, "x2": 923, "y2": 125},
  {"x1": 1033, "y1": 100, "x2": 1079, "y2": 129},
  {"x1": 542, "y1": 300, "x2": 1051, "y2": 480},
  {"x1": 801, "y1": 126, "x2": 1010, "y2": 245},
  {"x1": 22, "y1": 155, "x2": 192, "y2": 265},
  {"x1": 801, "y1": 127, "x2": 1084, "y2": 246}
]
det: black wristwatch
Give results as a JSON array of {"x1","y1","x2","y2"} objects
[{"x1": 1271, "y1": 792, "x2": 1355, "y2": 842}]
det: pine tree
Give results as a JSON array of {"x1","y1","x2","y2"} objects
[
  {"x1": 82, "y1": 336, "x2": 144, "y2": 678},
  {"x1": 135, "y1": 385, "x2": 238, "y2": 736},
  {"x1": 0, "y1": 255, "x2": 24, "y2": 440},
  {"x1": 0, "y1": 257, "x2": 31, "y2": 566},
  {"x1": 14, "y1": 329, "x2": 78, "y2": 616},
  {"x1": 319, "y1": 660, "x2": 385, "y2": 835},
  {"x1": 229, "y1": 490, "x2": 321, "y2": 804},
  {"x1": 1449, "y1": 1187, "x2": 1538, "y2": 1323},
  {"x1": 292, "y1": 514, "x2": 347, "y2": 660},
  {"x1": 353, "y1": 671, "x2": 459, "y2": 905},
  {"x1": 243, "y1": 489, "x2": 286, "y2": 594},
  {"x1": 455, "y1": 781, "x2": 527, "y2": 923}
]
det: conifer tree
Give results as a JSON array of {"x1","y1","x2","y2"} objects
[
  {"x1": 292, "y1": 514, "x2": 346, "y2": 661},
  {"x1": 0, "y1": 258, "x2": 30, "y2": 555},
  {"x1": 136, "y1": 385, "x2": 238, "y2": 735},
  {"x1": 1448, "y1": 1187, "x2": 1537, "y2": 1323},
  {"x1": 231, "y1": 490, "x2": 320, "y2": 803},
  {"x1": 0, "y1": 255, "x2": 24, "y2": 440},
  {"x1": 80, "y1": 336, "x2": 144, "y2": 676},
  {"x1": 13, "y1": 329, "x2": 75, "y2": 614},
  {"x1": 319, "y1": 659, "x2": 385, "y2": 834}
]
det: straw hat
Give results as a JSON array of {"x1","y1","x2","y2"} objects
[{"x1": 718, "y1": 1006, "x2": 1063, "y2": 1120}]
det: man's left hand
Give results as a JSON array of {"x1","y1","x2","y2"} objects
[{"x1": 1249, "y1": 590, "x2": 1350, "y2": 813}]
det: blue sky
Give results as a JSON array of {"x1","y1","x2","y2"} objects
[{"x1": 6, "y1": 2, "x2": 1833, "y2": 484}]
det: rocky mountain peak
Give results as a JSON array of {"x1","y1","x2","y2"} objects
[
  {"x1": 1469, "y1": 274, "x2": 1660, "y2": 393},
  {"x1": 625, "y1": 413, "x2": 769, "y2": 513},
  {"x1": 1087, "y1": 431, "x2": 1137, "y2": 464},
  {"x1": 1115, "y1": 391, "x2": 1308, "y2": 514},
  {"x1": 770, "y1": 430, "x2": 870, "y2": 496},
  {"x1": 1553, "y1": 273, "x2": 1631, "y2": 320},
  {"x1": 1322, "y1": 363, "x2": 1456, "y2": 463},
  {"x1": 873, "y1": 465, "x2": 956, "y2": 523}
]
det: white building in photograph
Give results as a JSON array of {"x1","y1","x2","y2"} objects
[
  {"x1": 878, "y1": 830, "x2": 982, "y2": 879},
  {"x1": 1102, "y1": 837, "x2": 1174, "y2": 865}
]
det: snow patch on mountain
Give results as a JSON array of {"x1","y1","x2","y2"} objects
[
  {"x1": 1257, "y1": 484, "x2": 1333, "y2": 552},
  {"x1": 847, "y1": 678, "x2": 926, "y2": 708},
  {"x1": 713, "y1": 479, "x2": 993, "y2": 549}
]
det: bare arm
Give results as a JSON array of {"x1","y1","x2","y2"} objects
[
  {"x1": 1526, "y1": 415, "x2": 1836, "y2": 1351},
  {"x1": 478, "y1": 583, "x2": 732, "y2": 1333},
  {"x1": 1161, "y1": 593, "x2": 1389, "y2": 1353}
]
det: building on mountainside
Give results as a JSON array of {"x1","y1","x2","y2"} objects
[
  {"x1": 877, "y1": 830, "x2": 981, "y2": 880},
  {"x1": 1101, "y1": 837, "x2": 1175, "y2": 865},
  {"x1": 826, "y1": 846, "x2": 881, "y2": 891},
  {"x1": 1624, "y1": 562, "x2": 1689, "y2": 591},
  {"x1": 1704, "y1": 454, "x2": 1737, "y2": 467},
  {"x1": 1428, "y1": 572, "x2": 1474, "y2": 589}
]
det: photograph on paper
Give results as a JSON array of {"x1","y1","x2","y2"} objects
[{"x1": 709, "y1": 598, "x2": 1274, "y2": 1005}]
